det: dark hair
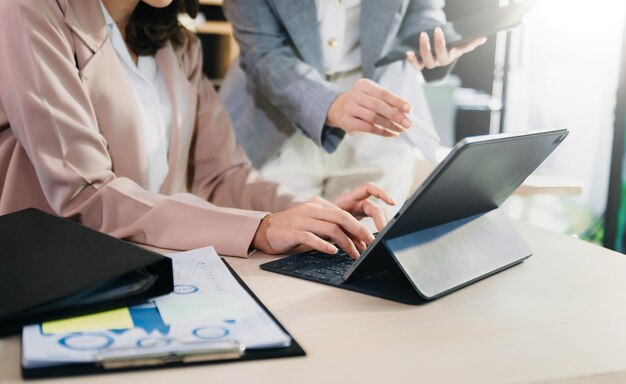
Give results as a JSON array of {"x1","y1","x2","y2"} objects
[{"x1": 126, "y1": 0, "x2": 199, "y2": 56}]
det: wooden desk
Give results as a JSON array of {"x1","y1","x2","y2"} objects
[{"x1": 2, "y1": 221, "x2": 626, "y2": 384}]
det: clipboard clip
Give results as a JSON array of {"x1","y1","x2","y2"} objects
[{"x1": 96, "y1": 340, "x2": 245, "y2": 369}]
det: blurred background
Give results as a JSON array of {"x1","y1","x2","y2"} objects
[
  {"x1": 190, "y1": 0, "x2": 626, "y2": 252},
  {"x1": 434, "y1": 0, "x2": 626, "y2": 251}
]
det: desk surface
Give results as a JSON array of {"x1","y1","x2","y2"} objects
[{"x1": 2, "y1": 221, "x2": 626, "y2": 384}]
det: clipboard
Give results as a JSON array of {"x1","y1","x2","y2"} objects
[
  {"x1": 21, "y1": 259, "x2": 305, "y2": 379},
  {"x1": 0, "y1": 208, "x2": 173, "y2": 337}
]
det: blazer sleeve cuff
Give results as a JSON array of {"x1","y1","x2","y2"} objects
[
  {"x1": 320, "y1": 125, "x2": 346, "y2": 153},
  {"x1": 228, "y1": 211, "x2": 270, "y2": 258}
]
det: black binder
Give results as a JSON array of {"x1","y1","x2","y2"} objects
[
  {"x1": 21, "y1": 259, "x2": 305, "y2": 379},
  {"x1": 0, "y1": 208, "x2": 174, "y2": 336}
]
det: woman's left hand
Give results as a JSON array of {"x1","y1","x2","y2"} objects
[
  {"x1": 406, "y1": 27, "x2": 487, "y2": 70},
  {"x1": 332, "y1": 182, "x2": 395, "y2": 231}
]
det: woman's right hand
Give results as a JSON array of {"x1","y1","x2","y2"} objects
[
  {"x1": 252, "y1": 196, "x2": 376, "y2": 259},
  {"x1": 326, "y1": 79, "x2": 413, "y2": 137}
]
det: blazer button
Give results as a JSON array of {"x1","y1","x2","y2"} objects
[{"x1": 327, "y1": 38, "x2": 339, "y2": 48}]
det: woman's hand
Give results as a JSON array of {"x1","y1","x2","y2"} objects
[
  {"x1": 406, "y1": 27, "x2": 487, "y2": 70},
  {"x1": 252, "y1": 183, "x2": 394, "y2": 259},
  {"x1": 326, "y1": 79, "x2": 413, "y2": 138},
  {"x1": 332, "y1": 182, "x2": 395, "y2": 231}
]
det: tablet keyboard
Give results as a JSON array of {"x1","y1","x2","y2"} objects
[{"x1": 260, "y1": 250, "x2": 355, "y2": 284}]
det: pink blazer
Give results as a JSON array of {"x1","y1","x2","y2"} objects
[{"x1": 0, "y1": 0, "x2": 299, "y2": 256}]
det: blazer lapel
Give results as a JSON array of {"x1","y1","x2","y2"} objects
[
  {"x1": 272, "y1": 0, "x2": 324, "y2": 73},
  {"x1": 63, "y1": 0, "x2": 108, "y2": 53},
  {"x1": 360, "y1": 0, "x2": 404, "y2": 79},
  {"x1": 65, "y1": 0, "x2": 149, "y2": 187},
  {"x1": 79, "y1": 41, "x2": 150, "y2": 187},
  {"x1": 156, "y1": 43, "x2": 197, "y2": 195}
]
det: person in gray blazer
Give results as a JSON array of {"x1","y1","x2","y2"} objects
[{"x1": 220, "y1": 0, "x2": 485, "y2": 210}]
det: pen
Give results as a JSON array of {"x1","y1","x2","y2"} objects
[{"x1": 406, "y1": 112, "x2": 441, "y2": 143}]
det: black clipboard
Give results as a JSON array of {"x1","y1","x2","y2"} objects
[{"x1": 21, "y1": 259, "x2": 305, "y2": 379}]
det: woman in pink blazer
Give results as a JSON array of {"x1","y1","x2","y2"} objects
[{"x1": 0, "y1": 0, "x2": 393, "y2": 258}]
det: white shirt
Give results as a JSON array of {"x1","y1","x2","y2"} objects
[
  {"x1": 315, "y1": 0, "x2": 362, "y2": 76},
  {"x1": 100, "y1": 1, "x2": 172, "y2": 193}
]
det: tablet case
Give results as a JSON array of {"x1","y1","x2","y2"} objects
[
  {"x1": 344, "y1": 129, "x2": 568, "y2": 302},
  {"x1": 0, "y1": 208, "x2": 173, "y2": 337},
  {"x1": 21, "y1": 259, "x2": 306, "y2": 379}
]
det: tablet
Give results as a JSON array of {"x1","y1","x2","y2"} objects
[
  {"x1": 375, "y1": 0, "x2": 537, "y2": 67},
  {"x1": 261, "y1": 128, "x2": 568, "y2": 303}
]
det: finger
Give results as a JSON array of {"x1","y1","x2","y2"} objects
[
  {"x1": 349, "y1": 182, "x2": 396, "y2": 206},
  {"x1": 355, "y1": 79, "x2": 412, "y2": 113},
  {"x1": 370, "y1": 123, "x2": 400, "y2": 137},
  {"x1": 307, "y1": 219, "x2": 360, "y2": 259},
  {"x1": 296, "y1": 231, "x2": 339, "y2": 255},
  {"x1": 419, "y1": 31, "x2": 437, "y2": 69},
  {"x1": 447, "y1": 47, "x2": 462, "y2": 63},
  {"x1": 357, "y1": 94, "x2": 411, "y2": 130},
  {"x1": 406, "y1": 50, "x2": 423, "y2": 70},
  {"x1": 433, "y1": 27, "x2": 449, "y2": 64},
  {"x1": 457, "y1": 37, "x2": 488, "y2": 53},
  {"x1": 362, "y1": 199, "x2": 388, "y2": 231},
  {"x1": 347, "y1": 105, "x2": 399, "y2": 137},
  {"x1": 308, "y1": 201, "x2": 375, "y2": 244},
  {"x1": 344, "y1": 116, "x2": 397, "y2": 137},
  {"x1": 347, "y1": 233, "x2": 368, "y2": 253},
  {"x1": 371, "y1": 115, "x2": 403, "y2": 134}
]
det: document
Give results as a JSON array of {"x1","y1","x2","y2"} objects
[{"x1": 22, "y1": 247, "x2": 290, "y2": 369}]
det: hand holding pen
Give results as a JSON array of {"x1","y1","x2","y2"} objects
[
  {"x1": 326, "y1": 78, "x2": 414, "y2": 137},
  {"x1": 325, "y1": 78, "x2": 440, "y2": 142}
]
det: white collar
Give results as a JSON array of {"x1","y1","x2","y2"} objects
[{"x1": 99, "y1": 0, "x2": 115, "y2": 28}]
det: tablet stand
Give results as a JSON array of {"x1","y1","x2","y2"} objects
[{"x1": 378, "y1": 208, "x2": 532, "y2": 300}]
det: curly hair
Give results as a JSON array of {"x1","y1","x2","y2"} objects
[{"x1": 126, "y1": 0, "x2": 199, "y2": 56}]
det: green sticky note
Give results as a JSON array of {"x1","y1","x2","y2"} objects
[
  {"x1": 156, "y1": 295, "x2": 242, "y2": 325},
  {"x1": 42, "y1": 308, "x2": 134, "y2": 334}
]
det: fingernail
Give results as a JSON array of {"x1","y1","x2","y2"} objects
[
  {"x1": 329, "y1": 245, "x2": 338, "y2": 254},
  {"x1": 403, "y1": 104, "x2": 411, "y2": 112},
  {"x1": 420, "y1": 32, "x2": 427, "y2": 40},
  {"x1": 402, "y1": 119, "x2": 411, "y2": 128},
  {"x1": 368, "y1": 233, "x2": 375, "y2": 242}
]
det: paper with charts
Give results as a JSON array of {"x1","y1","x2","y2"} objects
[{"x1": 22, "y1": 246, "x2": 291, "y2": 368}]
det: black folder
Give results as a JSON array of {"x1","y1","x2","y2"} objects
[
  {"x1": 0, "y1": 208, "x2": 174, "y2": 337},
  {"x1": 21, "y1": 259, "x2": 306, "y2": 379}
]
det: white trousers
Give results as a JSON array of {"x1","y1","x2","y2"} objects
[{"x1": 260, "y1": 131, "x2": 416, "y2": 216}]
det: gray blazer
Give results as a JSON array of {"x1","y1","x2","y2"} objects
[{"x1": 220, "y1": 0, "x2": 448, "y2": 167}]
